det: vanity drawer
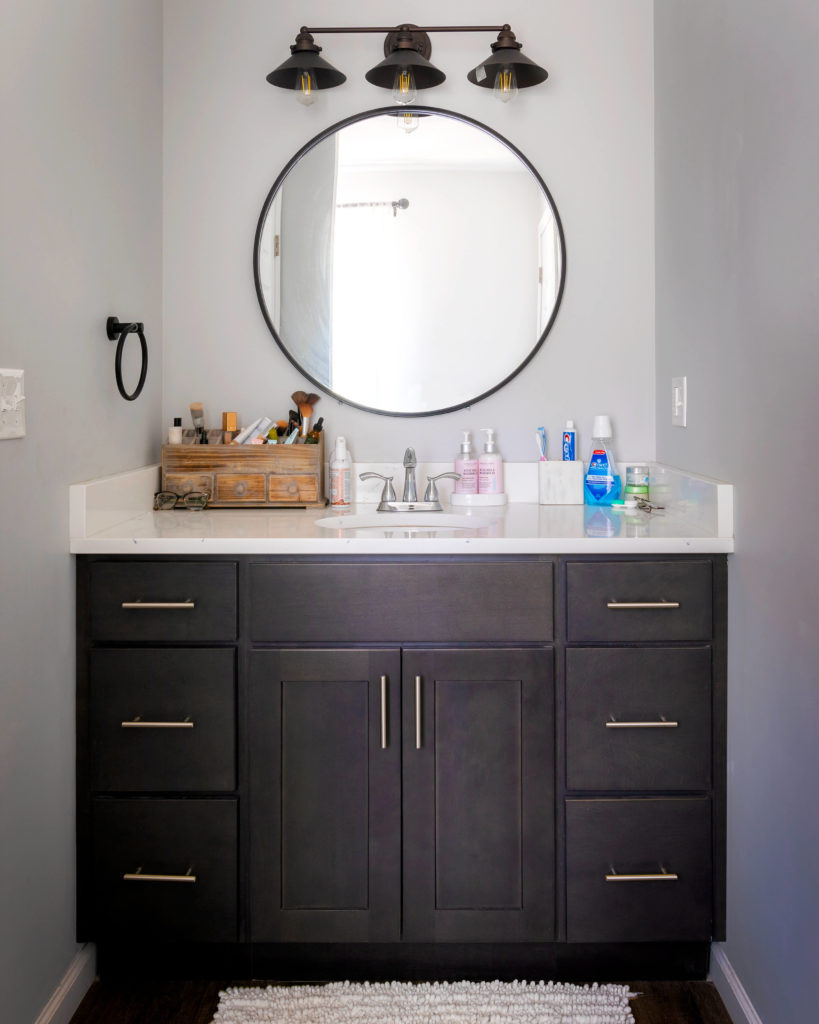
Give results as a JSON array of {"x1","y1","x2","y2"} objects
[
  {"x1": 249, "y1": 560, "x2": 553, "y2": 643},
  {"x1": 565, "y1": 647, "x2": 712, "y2": 791},
  {"x1": 89, "y1": 561, "x2": 237, "y2": 642},
  {"x1": 91, "y1": 797, "x2": 238, "y2": 941},
  {"x1": 89, "y1": 649, "x2": 236, "y2": 792},
  {"x1": 565, "y1": 797, "x2": 712, "y2": 942},
  {"x1": 566, "y1": 560, "x2": 712, "y2": 642}
]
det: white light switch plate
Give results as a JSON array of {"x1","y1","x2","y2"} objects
[
  {"x1": 0, "y1": 369, "x2": 26, "y2": 439},
  {"x1": 672, "y1": 375, "x2": 687, "y2": 427}
]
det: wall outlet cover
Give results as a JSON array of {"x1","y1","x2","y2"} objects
[{"x1": 0, "y1": 368, "x2": 26, "y2": 439}]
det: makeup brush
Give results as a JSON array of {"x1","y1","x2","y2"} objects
[
  {"x1": 298, "y1": 393, "x2": 320, "y2": 435},
  {"x1": 190, "y1": 402, "x2": 205, "y2": 442}
]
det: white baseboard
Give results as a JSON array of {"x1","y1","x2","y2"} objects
[
  {"x1": 709, "y1": 944, "x2": 764, "y2": 1024},
  {"x1": 33, "y1": 944, "x2": 96, "y2": 1024}
]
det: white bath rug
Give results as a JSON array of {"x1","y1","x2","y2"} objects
[{"x1": 211, "y1": 979, "x2": 636, "y2": 1023}]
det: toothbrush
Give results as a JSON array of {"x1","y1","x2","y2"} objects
[{"x1": 536, "y1": 427, "x2": 547, "y2": 460}]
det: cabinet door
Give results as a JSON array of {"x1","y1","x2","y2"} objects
[
  {"x1": 402, "y1": 648, "x2": 554, "y2": 942},
  {"x1": 249, "y1": 649, "x2": 401, "y2": 942}
]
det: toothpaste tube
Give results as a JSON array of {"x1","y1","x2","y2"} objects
[{"x1": 562, "y1": 420, "x2": 577, "y2": 461}]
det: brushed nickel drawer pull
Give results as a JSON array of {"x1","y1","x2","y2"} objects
[
  {"x1": 123, "y1": 866, "x2": 196, "y2": 883},
  {"x1": 121, "y1": 716, "x2": 194, "y2": 729},
  {"x1": 121, "y1": 600, "x2": 195, "y2": 610},
  {"x1": 606, "y1": 600, "x2": 680, "y2": 610},
  {"x1": 606, "y1": 716, "x2": 678, "y2": 729},
  {"x1": 415, "y1": 676, "x2": 422, "y2": 750},
  {"x1": 380, "y1": 676, "x2": 388, "y2": 749},
  {"x1": 606, "y1": 865, "x2": 678, "y2": 882}
]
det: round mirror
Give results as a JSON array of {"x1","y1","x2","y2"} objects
[{"x1": 254, "y1": 107, "x2": 565, "y2": 417}]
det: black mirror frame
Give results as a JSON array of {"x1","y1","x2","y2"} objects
[{"x1": 253, "y1": 105, "x2": 566, "y2": 418}]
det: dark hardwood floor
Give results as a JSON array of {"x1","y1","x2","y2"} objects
[{"x1": 69, "y1": 978, "x2": 734, "y2": 1023}]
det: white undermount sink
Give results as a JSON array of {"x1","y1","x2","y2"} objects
[{"x1": 315, "y1": 512, "x2": 493, "y2": 532}]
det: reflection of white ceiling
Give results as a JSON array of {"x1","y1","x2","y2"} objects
[{"x1": 338, "y1": 113, "x2": 530, "y2": 173}]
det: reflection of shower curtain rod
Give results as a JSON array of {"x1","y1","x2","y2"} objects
[{"x1": 336, "y1": 198, "x2": 409, "y2": 216}]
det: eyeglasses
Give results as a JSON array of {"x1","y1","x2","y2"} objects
[{"x1": 153, "y1": 490, "x2": 210, "y2": 511}]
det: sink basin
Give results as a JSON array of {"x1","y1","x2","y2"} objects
[{"x1": 315, "y1": 512, "x2": 493, "y2": 532}]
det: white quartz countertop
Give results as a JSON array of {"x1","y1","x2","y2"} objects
[{"x1": 69, "y1": 464, "x2": 734, "y2": 555}]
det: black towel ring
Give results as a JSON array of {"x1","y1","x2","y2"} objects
[{"x1": 107, "y1": 316, "x2": 148, "y2": 401}]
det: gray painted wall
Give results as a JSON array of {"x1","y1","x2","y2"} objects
[
  {"x1": 163, "y1": 0, "x2": 655, "y2": 463},
  {"x1": 0, "y1": 2, "x2": 162, "y2": 1022},
  {"x1": 655, "y1": 3, "x2": 819, "y2": 1022}
]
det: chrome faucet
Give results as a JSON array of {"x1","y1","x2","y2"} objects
[
  {"x1": 402, "y1": 447, "x2": 418, "y2": 502},
  {"x1": 358, "y1": 448, "x2": 460, "y2": 512}
]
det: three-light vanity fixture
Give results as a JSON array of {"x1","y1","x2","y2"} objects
[{"x1": 266, "y1": 23, "x2": 549, "y2": 113}]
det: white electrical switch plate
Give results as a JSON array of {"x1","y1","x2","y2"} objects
[
  {"x1": 671, "y1": 375, "x2": 687, "y2": 427},
  {"x1": 0, "y1": 369, "x2": 26, "y2": 439}
]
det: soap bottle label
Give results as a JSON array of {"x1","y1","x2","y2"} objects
[
  {"x1": 454, "y1": 458, "x2": 478, "y2": 494},
  {"x1": 479, "y1": 461, "x2": 500, "y2": 494},
  {"x1": 330, "y1": 468, "x2": 351, "y2": 508}
]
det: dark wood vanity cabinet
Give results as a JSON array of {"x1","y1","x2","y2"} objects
[{"x1": 76, "y1": 553, "x2": 726, "y2": 972}]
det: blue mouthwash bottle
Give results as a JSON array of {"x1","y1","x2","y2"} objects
[{"x1": 584, "y1": 415, "x2": 622, "y2": 505}]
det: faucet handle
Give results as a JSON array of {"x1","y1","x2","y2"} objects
[
  {"x1": 424, "y1": 472, "x2": 461, "y2": 504},
  {"x1": 359, "y1": 472, "x2": 397, "y2": 504}
]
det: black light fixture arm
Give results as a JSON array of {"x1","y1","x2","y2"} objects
[
  {"x1": 300, "y1": 25, "x2": 510, "y2": 35},
  {"x1": 268, "y1": 23, "x2": 547, "y2": 97}
]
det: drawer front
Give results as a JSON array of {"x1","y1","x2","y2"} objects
[
  {"x1": 216, "y1": 473, "x2": 267, "y2": 503},
  {"x1": 91, "y1": 798, "x2": 237, "y2": 941},
  {"x1": 89, "y1": 649, "x2": 236, "y2": 792},
  {"x1": 89, "y1": 561, "x2": 237, "y2": 641},
  {"x1": 566, "y1": 647, "x2": 712, "y2": 791},
  {"x1": 566, "y1": 560, "x2": 712, "y2": 641},
  {"x1": 249, "y1": 561, "x2": 553, "y2": 643},
  {"x1": 566, "y1": 797, "x2": 712, "y2": 942},
  {"x1": 268, "y1": 474, "x2": 319, "y2": 504}
]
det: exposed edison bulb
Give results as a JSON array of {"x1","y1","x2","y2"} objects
[
  {"x1": 295, "y1": 70, "x2": 317, "y2": 106},
  {"x1": 395, "y1": 111, "x2": 418, "y2": 134},
  {"x1": 493, "y1": 65, "x2": 518, "y2": 103},
  {"x1": 392, "y1": 66, "x2": 417, "y2": 105}
]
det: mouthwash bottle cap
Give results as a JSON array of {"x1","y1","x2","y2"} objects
[
  {"x1": 592, "y1": 415, "x2": 612, "y2": 439},
  {"x1": 459, "y1": 430, "x2": 473, "y2": 454},
  {"x1": 481, "y1": 427, "x2": 497, "y2": 452}
]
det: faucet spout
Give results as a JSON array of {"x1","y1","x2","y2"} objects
[{"x1": 402, "y1": 447, "x2": 418, "y2": 502}]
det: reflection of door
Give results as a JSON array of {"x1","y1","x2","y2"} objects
[
  {"x1": 537, "y1": 211, "x2": 559, "y2": 336},
  {"x1": 258, "y1": 192, "x2": 281, "y2": 323}
]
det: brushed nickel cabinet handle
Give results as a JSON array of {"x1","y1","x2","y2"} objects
[
  {"x1": 121, "y1": 600, "x2": 195, "y2": 610},
  {"x1": 415, "y1": 675, "x2": 422, "y2": 750},
  {"x1": 606, "y1": 866, "x2": 678, "y2": 882},
  {"x1": 606, "y1": 600, "x2": 680, "y2": 610},
  {"x1": 123, "y1": 866, "x2": 196, "y2": 883},
  {"x1": 606, "y1": 716, "x2": 678, "y2": 729},
  {"x1": 121, "y1": 716, "x2": 194, "y2": 729},
  {"x1": 380, "y1": 676, "x2": 388, "y2": 749}
]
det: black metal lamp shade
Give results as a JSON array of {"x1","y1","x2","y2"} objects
[
  {"x1": 266, "y1": 30, "x2": 346, "y2": 90},
  {"x1": 365, "y1": 47, "x2": 446, "y2": 90},
  {"x1": 467, "y1": 26, "x2": 548, "y2": 89}
]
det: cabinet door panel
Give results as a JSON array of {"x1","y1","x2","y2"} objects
[
  {"x1": 403, "y1": 649, "x2": 554, "y2": 942},
  {"x1": 249, "y1": 649, "x2": 401, "y2": 942}
]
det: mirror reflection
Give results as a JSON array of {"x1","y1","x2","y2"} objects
[{"x1": 255, "y1": 108, "x2": 565, "y2": 416}]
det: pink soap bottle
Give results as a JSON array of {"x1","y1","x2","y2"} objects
[{"x1": 454, "y1": 431, "x2": 478, "y2": 494}]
